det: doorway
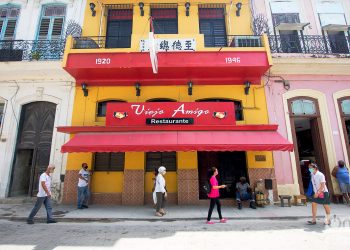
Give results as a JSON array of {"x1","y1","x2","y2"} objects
[
  {"x1": 289, "y1": 98, "x2": 332, "y2": 194},
  {"x1": 9, "y1": 102, "x2": 56, "y2": 197},
  {"x1": 198, "y1": 151, "x2": 248, "y2": 199}
]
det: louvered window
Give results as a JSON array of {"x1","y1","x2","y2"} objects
[
  {"x1": 151, "y1": 6, "x2": 178, "y2": 34},
  {"x1": 37, "y1": 5, "x2": 66, "y2": 40},
  {"x1": 106, "y1": 8, "x2": 133, "y2": 48},
  {"x1": 146, "y1": 152, "x2": 177, "y2": 172},
  {"x1": 199, "y1": 7, "x2": 227, "y2": 47},
  {"x1": 94, "y1": 153, "x2": 125, "y2": 171},
  {"x1": 0, "y1": 6, "x2": 20, "y2": 40}
]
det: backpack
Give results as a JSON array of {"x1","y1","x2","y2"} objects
[{"x1": 203, "y1": 180, "x2": 212, "y2": 194}]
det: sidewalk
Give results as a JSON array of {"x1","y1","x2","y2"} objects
[{"x1": 0, "y1": 201, "x2": 349, "y2": 222}]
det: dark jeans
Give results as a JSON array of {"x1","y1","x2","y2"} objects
[
  {"x1": 236, "y1": 191, "x2": 255, "y2": 202},
  {"x1": 156, "y1": 192, "x2": 166, "y2": 212},
  {"x1": 27, "y1": 196, "x2": 53, "y2": 222},
  {"x1": 77, "y1": 186, "x2": 90, "y2": 208},
  {"x1": 207, "y1": 198, "x2": 222, "y2": 221}
]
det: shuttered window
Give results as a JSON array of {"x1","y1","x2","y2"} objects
[
  {"x1": 0, "y1": 6, "x2": 20, "y2": 40},
  {"x1": 0, "y1": 103, "x2": 4, "y2": 129},
  {"x1": 94, "y1": 153, "x2": 125, "y2": 171},
  {"x1": 106, "y1": 8, "x2": 133, "y2": 48},
  {"x1": 151, "y1": 8, "x2": 178, "y2": 34},
  {"x1": 199, "y1": 8, "x2": 227, "y2": 47},
  {"x1": 37, "y1": 5, "x2": 66, "y2": 40},
  {"x1": 146, "y1": 152, "x2": 177, "y2": 172}
]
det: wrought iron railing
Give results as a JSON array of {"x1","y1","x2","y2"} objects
[
  {"x1": 268, "y1": 34, "x2": 350, "y2": 55},
  {"x1": 72, "y1": 35, "x2": 263, "y2": 49},
  {"x1": 0, "y1": 39, "x2": 65, "y2": 61}
]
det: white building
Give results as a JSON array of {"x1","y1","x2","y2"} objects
[{"x1": 0, "y1": 0, "x2": 86, "y2": 200}]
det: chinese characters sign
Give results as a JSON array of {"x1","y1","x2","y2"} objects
[
  {"x1": 140, "y1": 38, "x2": 196, "y2": 52},
  {"x1": 106, "y1": 102, "x2": 235, "y2": 126}
]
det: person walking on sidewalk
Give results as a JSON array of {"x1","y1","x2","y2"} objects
[
  {"x1": 27, "y1": 164, "x2": 57, "y2": 224},
  {"x1": 154, "y1": 166, "x2": 167, "y2": 217},
  {"x1": 332, "y1": 160, "x2": 350, "y2": 204},
  {"x1": 307, "y1": 163, "x2": 331, "y2": 225},
  {"x1": 206, "y1": 167, "x2": 227, "y2": 224},
  {"x1": 77, "y1": 163, "x2": 92, "y2": 209}
]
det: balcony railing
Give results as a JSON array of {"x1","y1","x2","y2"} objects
[
  {"x1": 268, "y1": 34, "x2": 350, "y2": 55},
  {"x1": 0, "y1": 39, "x2": 65, "y2": 62},
  {"x1": 72, "y1": 35, "x2": 263, "y2": 49}
]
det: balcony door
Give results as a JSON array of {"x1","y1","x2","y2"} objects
[
  {"x1": 327, "y1": 31, "x2": 349, "y2": 54},
  {"x1": 106, "y1": 9, "x2": 132, "y2": 48},
  {"x1": 279, "y1": 30, "x2": 302, "y2": 53},
  {"x1": 199, "y1": 7, "x2": 227, "y2": 47}
]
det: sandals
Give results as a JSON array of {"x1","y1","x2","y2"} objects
[{"x1": 307, "y1": 220, "x2": 316, "y2": 225}]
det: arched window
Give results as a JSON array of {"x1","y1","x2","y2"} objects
[
  {"x1": 195, "y1": 98, "x2": 243, "y2": 121},
  {"x1": 96, "y1": 100, "x2": 126, "y2": 117},
  {"x1": 291, "y1": 99, "x2": 316, "y2": 115},
  {"x1": 340, "y1": 99, "x2": 350, "y2": 115},
  {"x1": 0, "y1": 5, "x2": 20, "y2": 40}
]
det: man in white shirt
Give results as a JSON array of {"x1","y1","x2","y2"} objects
[
  {"x1": 77, "y1": 163, "x2": 92, "y2": 209},
  {"x1": 27, "y1": 164, "x2": 56, "y2": 224}
]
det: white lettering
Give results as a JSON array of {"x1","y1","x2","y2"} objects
[{"x1": 172, "y1": 104, "x2": 209, "y2": 118}]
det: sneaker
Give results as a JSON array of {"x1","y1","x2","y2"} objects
[
  {"x1": 159, "y1": 209, "x2": 166, "y2": 215},
  {"x1": 82, "y1": 205, "x2": 89, "y2": 208},
  {"x1": 237, "y1": 202, "x2": 242, "y2": 210},
  {"x1": 220, "y1": 218, "x2": 227, "y2": 223},
  {"x1": 155, "y1": 212, "x2": 163, "y2": 217},
  {"x1": 47, "y1": 220, "x2": 57, "y2": 224},
  {"x1": 26, "y1": 220, "x2": 34, "y2": 225},
  {"x1": 206, "y1": 221, "x2": 215, "y2": 224}
]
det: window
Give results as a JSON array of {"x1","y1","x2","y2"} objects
[
  {"x1": 97, "y1": 100, "x2": 126, "y2": 117},
  {"x1": 291, "y1": 99, "x2": 316, "y2": 115},
  {"x1": 196, "y1": 99, "x2": 243, "y2": 121},
  {"x1": 94, "y1": 152, "x2": 125, "y2": 171},
  {"x1": 199, "y1": 6, "x2": 226, "y2": 47},
  {"x1": 341, "y1": 99, "x2": 350, "y2": 115},
  {"x1": 106, "y1": 6, "x2": 133, "y2": 48},
  {"x1": 0, "y1": 103, "x2": 4, "y2": 129},
  {"x1": 0, "y1": 6, "x2": 20, "y2": 40},
  {"x1": 151, "y1": 6, "x2": 178, "y2": 34},
  {"x1": 37, "y1": 5, "x2": 66, "y2": 40},
  {"x1": 146, "y1": 152, "x2": 176, "y2": 172}
]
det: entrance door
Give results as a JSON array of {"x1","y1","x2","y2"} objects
[
  {"x1": 9, "y1": 102, "x2": 56, "y2": 197},
  {"x1": 289, "y1": 98, "x2": 332, "y2": 194},
  {"x1": 198, "y1": 151, "x2": 248, "y2": 199}
]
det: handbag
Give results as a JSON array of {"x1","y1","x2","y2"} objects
[{"x1": 305, "y1": 180, "x2": 314, "y2": 198}]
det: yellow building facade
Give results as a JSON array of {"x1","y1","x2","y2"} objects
[{"x1": 60, "y1": 0, "x2": 291, "y2": 205}]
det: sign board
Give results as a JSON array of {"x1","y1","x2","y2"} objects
[
  {"x1": 140, "y1": 38, "x2": 196, "y2": 52},
  {"x1": 106, "y1": 102, "x2": 236, "y2": 127}
]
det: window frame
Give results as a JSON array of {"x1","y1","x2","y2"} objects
[
  {"x1": 93, "y1": 152, "x2": 125, "y2": 172},
  {"x1": 0, "y1": 5, "x2": 20, "y2": 40},
  {"x1": 36, "y1": 4, "x2": 66, "y2": 40},
  {"x1": 145, "y1": 152, "x2": 177, "y2": 172},
  {"x1": 96, "y1": 100, "x2": 126, "y2": 117}
]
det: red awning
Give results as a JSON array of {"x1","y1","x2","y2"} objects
[{"x1": 61, "y1": 131, "x2": 293, "y2": 153}]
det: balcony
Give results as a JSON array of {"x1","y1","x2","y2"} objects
[
  {"x1": 268, "y1": 34, "x2": 350, "y2": 55},
  {"x1": 0, "y1": 39, "x2": 65, "y2": 62},
  {"x1": 63, "y1": 34, "x2": 271, "y2": 86}
]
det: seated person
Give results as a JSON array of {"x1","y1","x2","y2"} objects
[{"x1": 236, "y1": 177, "x2": 256, "y2": 209}]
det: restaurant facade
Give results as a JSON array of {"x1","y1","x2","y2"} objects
[{"x1": 59, "y1": 0, "x2": 293, "y2": 205}]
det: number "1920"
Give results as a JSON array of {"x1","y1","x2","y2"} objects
[{"x1": 96, "y1": 58, "x2": 111, "y2": 64}]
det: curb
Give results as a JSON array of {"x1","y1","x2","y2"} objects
[{"x1": 0, "y1": 215, "x2": 325, "y2": 223}]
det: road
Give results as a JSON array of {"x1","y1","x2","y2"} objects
[{"x1": 0, "y1": 218, "x2": 350, "y2": 250}]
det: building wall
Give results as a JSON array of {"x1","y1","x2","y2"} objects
[{"x1": 0, "y1": 0, "x2": 86, "y2": 199}]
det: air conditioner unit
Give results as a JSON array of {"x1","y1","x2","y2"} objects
[{"x1": 234, "y1": 36, "x2": 262, "y2": 47}]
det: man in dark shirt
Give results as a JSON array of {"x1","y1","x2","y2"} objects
[{"x1": 236, "y1": 177, "x2": 256, "y2": 209}]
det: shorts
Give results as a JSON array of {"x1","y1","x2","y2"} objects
[
  {"x1": 311, "y1": 192, "x2": 330, "y2": 205},
  {"x1": 339, "y1": 182, "x2": 350, "y2": 193}
]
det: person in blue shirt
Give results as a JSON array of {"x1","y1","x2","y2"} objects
[{"x1": 332, "y1": 160, "x2": 350, "y2": 204}]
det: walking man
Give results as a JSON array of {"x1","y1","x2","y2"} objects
[
  {"x1": 27, "y1": 164, "x2": 57, "y2": 224},
  {"x1": 77, "y1": 163, "x2": 91, "y2": 209}
]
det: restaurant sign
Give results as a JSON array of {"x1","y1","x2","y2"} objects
[{"x1": 106, "y1": 102, "x2": 235, "y2": 126}]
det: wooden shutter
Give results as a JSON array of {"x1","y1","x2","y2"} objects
[
  {"x1": 200, "y1": 19, "x2": 226, "y2": 47},
  {"x1": 94, "y1": 153, "x2": 110, "y2": 171},
  {"x1": 146, "y1": 152, "x2": 161, "y2": 172},
  {"x1": 151, "y1": 8, "x2": 178, "y2": 34},
  {"x1": 51, "y1": 17, "x2": 64, "y2": 38},
  {"x1": 4, "y1": 19, "x2": 17, "y2": 39},
  {"x1": 94, "y1": 152, "x2": 125, "y2": 171},
  {"x1": 110, "y1": 153, "x2": 125, "y2": 171},
  {"x1": 38, "y1": 18, "x2": 50, "y2": 39},
  {"x1": 161, "y1": 152, "x2": 176, "y2": 171}
]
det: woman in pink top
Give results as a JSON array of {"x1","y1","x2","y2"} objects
[{"x1": 206, "y1": 167, "x2": 227, "y2": 224}]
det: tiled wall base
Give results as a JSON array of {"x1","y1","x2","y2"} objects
[
  {"x1": 122, "y1": 169, "x2": 144, "y2": 205},
  {"x1": 177, "y1": 169, "x2": 199, "y2": 205}
]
